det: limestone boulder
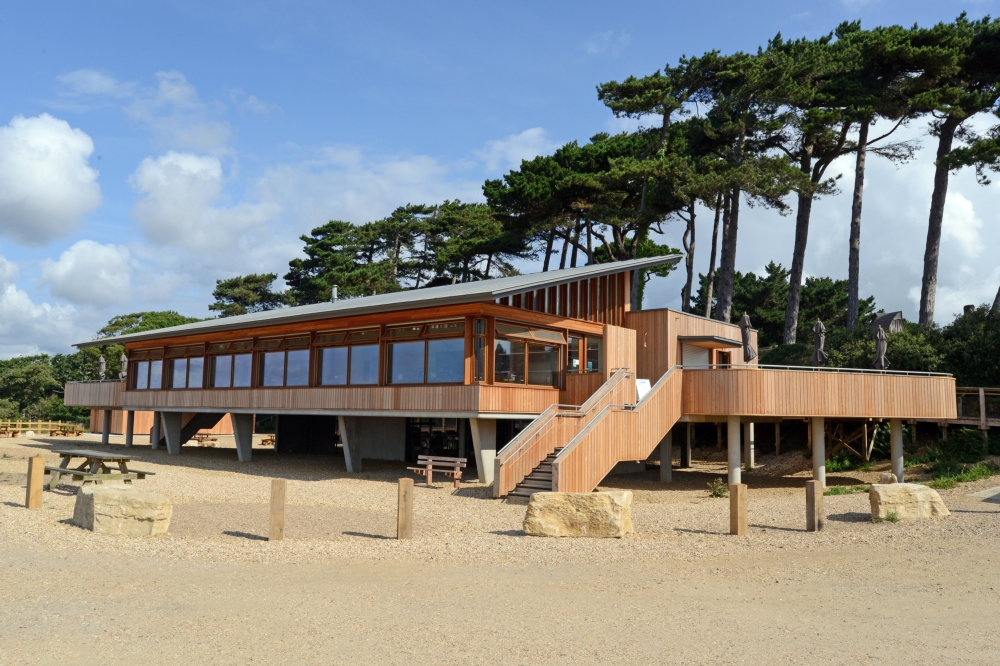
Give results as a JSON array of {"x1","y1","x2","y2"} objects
[
  {"x1": 869, "y1": 483, "x2": 950, "y2": 521},
  {"x1": 879, "y1": 473, "x2": 897, "y2": 484},
  {"x1": 523, "y1": 491, "x2": 633, "y2": 538},
  {"x1": 73, "y1": 484, "x2": 172, "y2": 536}
]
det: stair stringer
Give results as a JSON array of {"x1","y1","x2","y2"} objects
[{"x1": 552, "y1": 366, "x2": 683, "y2": 493}]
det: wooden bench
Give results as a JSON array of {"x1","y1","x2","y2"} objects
[
  {"x1": 51, "y1": 427, "x2": 84, "y2": 437},
  {"x1": 407, "y1": 455, "x2": 467, "y2": 488},
  {"x1": 45, "y1": 466, "x2": 139, "y2": 485},
  {"x1": 261, "y1": 435, "x2": 275, "y2": 447}
]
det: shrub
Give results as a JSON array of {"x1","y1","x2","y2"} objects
[
  {"x1": 885, "y1": 510, "x2": 900, "y2": 523},
  {"x1": 707, "y1": 478, "x2": 729, "y2": 498}
]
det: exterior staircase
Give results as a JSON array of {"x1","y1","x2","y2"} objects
[{"x1": 494, "y1": 365, "x2": 684, "y2": 498}]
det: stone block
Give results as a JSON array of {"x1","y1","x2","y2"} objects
[
  {"x1": 523, "y1": 491, "x2": 633, "y2": 538},
  {"x1": 73, "y1": 484, "x2": 172, "y2": 536},
  {"x1": 879, "y1": 473, "x2": 897, "y2": 484},
  {"x1": 869, "y1": 483, "x2": 950, "y2": 521}
]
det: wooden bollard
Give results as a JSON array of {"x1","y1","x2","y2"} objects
[
  {"x1": 269, "y1": 479, "x2": 286, "y2": 541},
  {"x1": 806, "y1": 480, "x2": 825, "y2": 532},
  {"x1": 729, "y1": 483, "x2": 747, "y2": 536},
  {"x1": 25, "y1": 456, "x2": 45, "y2": 509},
  {"x1": 397, "y1": 478, "x2": 413, "y2": 540}
]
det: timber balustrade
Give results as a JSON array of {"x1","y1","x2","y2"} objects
[
  {"x1": 493, "y1": 368, "x2": 636, "y2": 498},
  {"x1": 64, "y1": 380, "x2": 124, "y2": 409},
  {"x1": 0, "y1": 420, "x2": 87, "y2": 436},
  {"x1": 552, "y1": 366, "x2": 684, "y2": 493},
  {"x1": 682, "y1": 365, "x2": 956, "y2": 420}
]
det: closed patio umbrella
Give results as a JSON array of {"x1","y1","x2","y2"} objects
[
  {"x1": 739, "y1": 312, "x2": 757, "y2": 362},
  {"x1": 120, "y1": 353, "x2": 128, "y2": 380},
  {"x1": 811, "y1": 319, "x2": 828, "y2": 365},
  {"x1": 98, "y1": 355, "x2": 106, "y2": 381},
  {"x1": 874, "y1": 325, "x2": 890, "y2": 370}
]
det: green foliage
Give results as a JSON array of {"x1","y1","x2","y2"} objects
[
  {"x1": 885, "y1": 510, "x2": 901, "y2": 523},
  {"x1": 0, "y1": 363, "x2": 60, "y2": 413},
  {"x1": 824, "y1": 485, "x2": 868, "y2": 496},
  {"x1": 938, "y1": 305, "x2": 1000, "y2": 387},
  {"x1": 826, "y1": 323, "x2": 944, "y2": 372},
  {"x1": 707, "y1": 478, "x2": 729, "y2": 498},
  {"x1": 209, "y1": 273, "x2": 294, "y2": 317},
  {"x1": 0, "y1": 398, "x2": 19, "y2": 419},
  {"x1": 825, "y1": 452, "x2": 854, "y2": 473},
  {"x1": 98, "y1": 312, "x2": 202, "y2": 338},
  {"x1": 930, "y1": 460, "x2": 999, "y2": 484}
]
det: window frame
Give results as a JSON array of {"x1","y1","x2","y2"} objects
[{"x1": 205, "y1": 340, "x2": 254, "y2": 389}]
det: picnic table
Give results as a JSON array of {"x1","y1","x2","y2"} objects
[
  {"x1": 46, "y1": 449, "x2": 155, "y2": 491},
  {"x1": 261, "y1": 435, "x2": 275, "y2": 447},
  {"x1": 191, "y1": 433, "x2": 218, "y2": 447}
]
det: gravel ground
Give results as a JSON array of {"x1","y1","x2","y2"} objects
[{"x1": 2, "y1": 434, "x2": 999, "y2": 664}]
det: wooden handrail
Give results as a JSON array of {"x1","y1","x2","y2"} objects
[
  {"x1": 552, "y1": 366, "x2": 684, "y2": 493},
  {"x1": 493, "y1": 368, "x2": 635, "y2": 498}
]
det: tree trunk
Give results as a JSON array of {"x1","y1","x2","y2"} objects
[
  {"x1": 681, "y1": 202, "x2": 696, "y2": 313},
  {"x1": 484, "y1": 253, "x2": 494, "y2": 278},
  {"x1": 919, "y1": 116, "x2": 960, "y2": 327},
  {"x1": 570, "y1": 222, "x2": 581, "y2": 268},
  {"x1": 630, "y1": 268, "x2": 641, "y2": 311},
  {"x1": 542, "y1": 229, "x2": 556, "y2": 271},
  {"x1": 783, "y1": 148, "x2": 815, "y2": 345},
  {"x1": 716, "y1": 189, "x2": 740, "y2": 323},
  {"x1": 558, "y1": 228, "x2": 570, "y2": 269},
  {"x1": 846, "y1": 120, "x2": 869, "y2": 333},
  {"x1": 586, "y1": 221, "x2": 593, "y2": 265},
  {"x1": 703, "y1": 193, "x2": 722, "y2": 318}
]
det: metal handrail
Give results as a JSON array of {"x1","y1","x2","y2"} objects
[
  {"x1": 66, "y1": 379, "x2": 125, "y2": 384},
  {"x1": 682, "y1": 363, "x2": 953, "y2": 378}
]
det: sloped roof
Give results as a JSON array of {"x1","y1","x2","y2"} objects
[{"x1": 76, "y1": 255, "x2": 681, "y2": 348}]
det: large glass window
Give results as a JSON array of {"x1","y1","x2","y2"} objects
[
  {"x1": 388, "y1": 341, "x2": 425, "y2": 384},
  {"x1": 233, "y1": 354, "x2": 252, "y2": 387},
  {"x1": 494, "y1": 339, "x2": 525, "y2": 384},
  {"x1": 135, "y1": 361, "x2": 149, "y2": 389},
  {"x1": 350, "y1": 345, "x2": 379, "y2": 385},
  {"x1": 212, "y1": 355, "x2": 232, "y2": 387},
  {"x1": 149, "y1": 360, "x2": 163, "y2": 389},
  {"x1": 286, "y1": 350, "x2": 310, "y2": 386},
  {"x1": 528, "y1": 344, "x2": 560, "y2": 387},
  {"x1": 171, "y1": 358, "x2": 187, "y2": 388},
  {"x1": 258, "y1": 337, "x2": 311, "y2": 387},
  {"x1": 167, "y1": 357, "x2": 205, "y2": 388},
  {"x1": 427, "y1": 338, "x2": 464, "y2": 383},
  {"x1": 567, "y1": 336, "x2": 582, "y2": 373},
  {"x1": 261, "y1": 351, "x2": 285, "y2": 386},
  {"x1": 210, "y1": 353, "x2": 253, "y2": 388},
  {"x1": 318, "y1": 346, "x2": 348, "y2": 385},
  {"x1": 585, "y1": 338, "x2": 602, "y2": 373}
]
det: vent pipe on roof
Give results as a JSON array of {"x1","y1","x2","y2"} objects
[{"x1": 331, "y1": 285, "x2": 338, "y2": 302}]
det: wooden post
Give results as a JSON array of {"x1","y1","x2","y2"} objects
[
  {"x1": 729, "y1": 483, "x2": 747, "y2": 536},
  {"x1": 397, "y1": 478, "x2": 413, "y2": 540},
  {"x1": 805, "y1": 480, "x2": 824, "y2": 532},
  {"x1": 25, "y1": 456, "x2": 44, "y2": 509},
  {"x1": 269, "y1": 479, "x2": 286, "y2": 541}
]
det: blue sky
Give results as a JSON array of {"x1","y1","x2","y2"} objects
[{"x1": 0, "y1": 0, "x2": 998, "y2": 356}]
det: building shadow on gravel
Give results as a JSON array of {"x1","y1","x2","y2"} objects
[
  {"x1": 222, "y1": 530, "x2": 267, "y2": 541},
  {"x1": 489, "y1": 529, "x2": 526, "y2": 537},
  {"x1": 827, "y1": 512, "x2": 872, "y2": 523}
]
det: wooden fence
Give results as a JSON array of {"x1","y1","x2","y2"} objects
[{"x1": 0, "y1": 420, "x2": 86, "y2": 436}]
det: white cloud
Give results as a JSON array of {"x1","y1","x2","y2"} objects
[
  {"x1": 583, "y1": 31, "x2": 630, "y2": 56},
  {"x1": 229, "y1": 89, "x2": 280, "y2": 114},
  {"x1": 0, "y1": 254, "x2": 84, "y2": 358},
  {"x1": 476, "y1": 128, "x2": 557, "y2": 174},
  {"x1": 41, "y1": 240, "x2": 132, "y2": 307},
  {"x1": 942, "y1": 192, "x2": 984, "y2": 258},
  {"x1": 58, "y1": 69, "x2": 230, "y2": 152},
  {"x1": 0, "y1": 114, "x2": 102, "y2": 246},
  {"x1": 129, "y1": 151, "x2": 280, "y2": 249}
]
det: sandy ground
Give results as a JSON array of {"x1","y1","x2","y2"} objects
[{"x1": 2, "y1": 434, "x2": 1000, "y2": 664}]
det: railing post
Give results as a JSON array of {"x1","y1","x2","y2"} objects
[
  {"x1": 397, "y1": 478, "x2": 413, "y2": 540},
  {"x1": 729, "y1": 483, "x2": 747, "y2": 536},
  {"x1": 805, "y1": 480, "x2": 824, "y2": 532}
]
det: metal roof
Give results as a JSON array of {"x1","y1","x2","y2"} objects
[
  {"x1": 677, "y1": 335, "x2": 744, "y2": 349},
  {"x1": 76, "y1": 255, "x2": 681, "y2": 348}
]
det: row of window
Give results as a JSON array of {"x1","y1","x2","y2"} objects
[{"x1": 129, "y1": 320, "x2": 602, "y2": 390}]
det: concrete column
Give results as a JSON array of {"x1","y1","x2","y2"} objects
[
  {"x1": 469, "y1": 418, "x2": 497, "y2": 485},
  {"x1": 150, "y1": 412, "x2": 161, "y2": 450},
  {"x1": 812, "y1": 417, "x2": 826, "y2": 487},
  {"x1": 890, "y1": 418, "x2": 904, "y2": 483},
  {"x1": 458, "y1": 419, "x2": 467, "y2": 460},
  {"x1": 659, "y1": 428, "x2": 673, "y2": 484},
  {"x1": 231, "y1": 413, "x2": 254, "y2": 463},
  {"x1": 338, "y1": 415, "x2": 362, "y2": 473},
  {"x1": 162, "y1": 412, "x2": 183, "y2": 455},
  {"x1": 101, "y1": 409, "x2": 112, "y2": 446},
  {"x1": 744, "y1": 422, "x2": 755, "y2": 471},
  {"x1": 727, "y1": 415, "x2": 741, "y2": 485},
  {"x1": 681, "y1": 423, "x2": 692, "y2": 468},
  {"x1": 124, "y1": 410, "x2": 135, "y2": 447}
]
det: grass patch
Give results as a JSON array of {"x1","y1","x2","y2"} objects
[
  {"x1": 825, "y1": 457, "x2": 852, "y2": 473},
  {"x1": 926, "y1": 477, "x2": 957, "y2": 490},
  {"x1": 885, "y1": 510, "x2": 900, "y2": 523},
  {"x1": 904, "y1": 451, "x2": 939, "y2": 468},
  {"x1": 707, "y1": 478, "x2": 729, "y2": 498},
  {"x1": 930, "y1": 460, "x2": 999, "y2": 484},
  {"x1": 824, "y1": 485, "x2": 868, "y2": 496},
  {"x1": 856, "y1": 461, "x2": 874, "y2": 472}
]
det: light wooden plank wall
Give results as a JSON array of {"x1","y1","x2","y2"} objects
[
  {"x1": 624, "y1": 309, "x2": 757, "y2": 382},
  {"x1": 561, "y1": 373, "x2": 605, "y2": 407},
  {"x1": 88, "y1": 410, "x2": 234, "y2": 435},
  {"x1": 683, "y1": 368, "x2": 957, "y2": 419},
  {"x1": 65, "y1": 381, "x2": 123, "y2": 409},
  {"x1": 603, "y1": 324, "x2": 637, "y2": 379},
  {"x1": 553, "y1": 368, "x2": 683, "y2": 493}
]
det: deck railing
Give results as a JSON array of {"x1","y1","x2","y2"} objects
[
  {"x1": 552, "y1": 366, "x2": 683, "y2": 493},
  {"x1": 64, "y1": 380, "x2": 124, "y2": 409},
  {"x1": 493, "y1": 368, "x2": 635, "y2": 498}
]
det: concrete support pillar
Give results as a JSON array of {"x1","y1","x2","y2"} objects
[
  {"x1": 812, "y1": 417, "x2": 826, "y2": 487},
  {"x1": 469, "y1": 418, "x2": 497, "y2": 485},
  {"x1": 338, "y1": 415, "x2": 362, "y2": 473},
  {"x1": 744, "y1": 422, "x2": 755, "y2": 471},
  {"x1": 101, "y1": 409, "x2": 112, "y2": 446},
  {"x1": 231, "y1": 413, "x2": 254, "y2": 463},
  {"x1": 727, "y1": 415, "x2": 741, "y2": 485},
  {"x1": 681, "y1": 423, "x2": 692, "y2": 468},
  {"x1": 150, "y1": 412, "x2": 161, "y2": 450},
  {"x1": 890, "y1": 418, "x2": 904, "y2": 483},
  {"x1": 124, "y1": 410, "x2": 135, "y2": 447},
  {"x1": 162, "y1": 412, "x2": 183, "y2": 455},
  {"x1": 458, "y1": 419, "x2": 467, "y2": 460},
  {"x1": 659, "y1": 428, "x2": 673, "y2": 484}
]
